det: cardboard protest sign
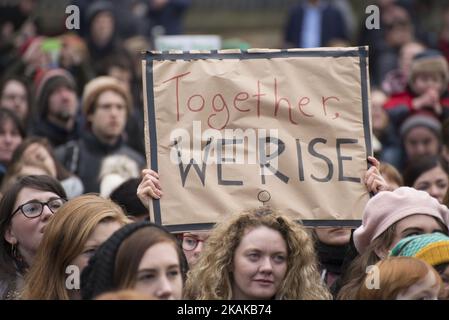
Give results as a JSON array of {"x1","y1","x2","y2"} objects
[{"x1": 142, "y1": 47, "x2": 372, "y2": 232}]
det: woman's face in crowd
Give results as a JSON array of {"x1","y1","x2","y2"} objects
[
  {"x1": 181, "y1": 231, "x2": 209, "y2": 267},
  {"x1": 396, "y1": 269, "x2": 440, "y2": 300},
  {"x1": 91, "y1": 11, "x2": 114, "y2": 46},
  {"x1": 0, "y1": 119, "x2": 22, "y2": 165},
  {"x1": 413, "y1": 165, "x2": 448, "y2": 204},
  {"x1": 23, "y1": 143, "x2": 58, "y2": 178},
  {"x1": 231, "y1": 226, "x2": 288, "y2": 300},
  {"x1": 0, "y1": 80, "x2": 28, "y2": 121},
  {"x1": 315, "y1": 227, "x2": 351, "y2": 246},
  {"x1": 71, "y1": 220, "x2": 123, "y2": 273},
  {"x1": 134, "y1": 241, "x2": 183, "y2": 300},
  {"x1": 404, "y1": 127, "x2": 440, "y2": 161},
  {"x1": 390, "y1": 215, "x2": 444, "y2": 251},
  {"x1": 4, "y1": 187, "x2": 63, "y2": 265}
]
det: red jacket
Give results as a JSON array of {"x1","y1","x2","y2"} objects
[{"x1": 383, "y1": 89, "x2": 449, "y2": 128}]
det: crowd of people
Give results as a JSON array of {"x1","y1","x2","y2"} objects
[{"x1": 1, "y1": 0, "x2": 449, "y2": 300}]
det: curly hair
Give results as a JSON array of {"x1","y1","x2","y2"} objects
[{"x1": 184, "y1": 207, "x2": 332, "y2": 300}]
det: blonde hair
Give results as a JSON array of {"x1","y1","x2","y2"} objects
[
  {"x1": 356, "y1": 257, "x2": 442, "y2": 299},
  {"x1": 184, "y1": 207, "x2": 332, "y2": 300},
  {"x1": 21, "y1": 194, "x2": 130, "y2": 299}
]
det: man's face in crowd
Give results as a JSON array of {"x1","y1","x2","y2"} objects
[
  {"x1": 47, "y1": 85, "x2": 78, "y2": 123},
  {"x1": 89, "y1": 90, "x2": 127, "y2": 143}
]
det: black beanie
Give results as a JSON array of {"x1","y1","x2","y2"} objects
[
  {"x1": 35, "y1": 70, "x2": 77, "y2": 118},
  {"x1": 109, "y1": 178, "x2": 148, "y2": 218},
  {"x1": 80, "y1": 221, "x2": 188, "y2": 300}
]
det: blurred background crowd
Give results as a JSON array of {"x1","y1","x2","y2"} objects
[
  {"x1": 0, "y1": 0, "x2": 449, "y2": 188},
  {"x1": 1, "y1": 0, "x2": 449, "y2": 301}
]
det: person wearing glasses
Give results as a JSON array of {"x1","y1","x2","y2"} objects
[
  {"x1": 136, "y1": 169, "x2": 211, "y2": 267},
  {"x1": 0, "y1": 175, "x2": 67, "y2": 299},
  {"x1": 21, "y1": 194, "x2": 130, "y2": 299},
  {"x1": 179, "y1": 231, "x2": 210, "y2": 267}
]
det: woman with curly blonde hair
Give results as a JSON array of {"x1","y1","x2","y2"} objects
[{"x1": 184, "y1": 207, "x2": 332, "y2": 300}]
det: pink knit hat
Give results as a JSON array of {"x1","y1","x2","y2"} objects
[{"x1": 353, "y1": 187, "x2": 449, "y2": 254}]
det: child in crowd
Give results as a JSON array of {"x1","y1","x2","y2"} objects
[{"x1": 385, "y1": 49, "x2": 449, "y2": 121}]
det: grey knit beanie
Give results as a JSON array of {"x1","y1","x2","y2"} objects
[{"x1": 400, "y1": 113, "x2": 442, "y2": 139}]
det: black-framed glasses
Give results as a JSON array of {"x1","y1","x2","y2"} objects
[
  {"x1": 181, "y1": 235, "x2": 207, "y2": 251},
  {"x1": 12, "y1": 198, "x2": 67, "y2": 219}
]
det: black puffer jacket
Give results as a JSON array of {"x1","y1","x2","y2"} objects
[
  {"x1": 55, "y1": 131, "x2": 145, "y2": 193},
  {"x1": 28, "y1": 116, "x2": 83, "y2": 148}
]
